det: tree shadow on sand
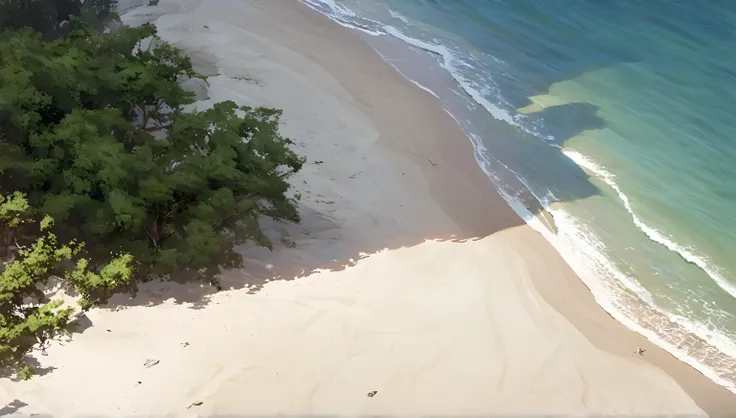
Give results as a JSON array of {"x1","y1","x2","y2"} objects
[
  {"x1": 87, "y1": 111, "x2": 606, "y2": 313},
  {"x1": 59, "y1": 0, "x2": 617, "y2": 371},
  {"x1": 73, "y1": 91, "x2": 609, "y2": 324},
  {"x1": 90, "y1": 102, "x2": 603, "y2": 314},
  {"x1": 97, "y1": 201, "x2": 491, "y2": 313},
  {"x1": 0, "y1": 399, "x2": 28, "y2": 416}
]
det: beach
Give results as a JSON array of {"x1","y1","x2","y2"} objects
[{"x1": 2, "y1": 0, "x2": 736, "y2": 415}]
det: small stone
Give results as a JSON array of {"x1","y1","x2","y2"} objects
[{"x1": 366, "y1": 390, "x2": 378, "y2": 398}]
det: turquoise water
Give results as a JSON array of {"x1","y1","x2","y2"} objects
[{"x1": 300, "y1": 0, "x2": 736, "y2": 392}]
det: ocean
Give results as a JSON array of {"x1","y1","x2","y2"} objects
[{"x1": 299, "y1": 0, "x2": 736, "y2": 393}]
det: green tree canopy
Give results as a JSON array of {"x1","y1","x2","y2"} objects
[
  {"x1": 0, "y1": 1, "x2": 303, "y2": 379},
  {"x1": 0, "y1": 0, "x2": 118, "y2": 38},
  {"x1": 0, "y1": 22, "x2": 304, "y2": 281}
]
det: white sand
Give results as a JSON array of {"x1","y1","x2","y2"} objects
[{"x1": 2, "y1": 0, "x2": 733, "y2": 416}]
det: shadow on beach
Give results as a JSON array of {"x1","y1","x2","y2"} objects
[
  {"x1": 37, "y1": 0, "x2": 606, "y2": 379},
  {"x1": 362, "y1": 32, "x2": 607, "y2": 235},
  {"x1": 91, "y1": 101, "x2": 606, "y2": 312},
  {"x1": 68, "y1": 0, "x2": 611, "y2": 329},
  {"x1": 97, "y1": 204, "x2": 493, "y2": 312}
]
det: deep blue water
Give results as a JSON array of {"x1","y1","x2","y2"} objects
[{"x1": 301, "y1": 0, "x2": 736, "y2": 392}]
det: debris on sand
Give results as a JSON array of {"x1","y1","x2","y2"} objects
[{"x1": 143, "y1": 359, "x2": 160, "y2": 368}]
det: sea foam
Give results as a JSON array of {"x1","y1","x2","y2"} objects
[
  {"x1": 564, "y1": 150, "x2": 736, "y2": 300},
  {"x1": 300, "y1": 0, "x2": 385, "y2": 36}
]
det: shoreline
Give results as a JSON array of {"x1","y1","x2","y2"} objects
[
  {"x1": 279, "y1": 1, "x2": 736, "y2": 411},
  {"x1": 301, "y1": 0, "x2": 736, "y2": 395},
  {"x1": 2, "y1": 0, "x2": 736, "y2": 415},
  {"x1": 292, "y1": 0, "x2": 736, "y2": 405}
]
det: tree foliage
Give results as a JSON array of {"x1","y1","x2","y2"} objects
[
  {"x1": 0, "y1": 0, "x2": 118, "y2": 38},
  {"x1": 0, "y1": 22, "x2": 304, "y2": 280},
  {"x1": 0, "y1": 191, "x2": 31, "y2": 254},
  {"x1": 0, "y1": 193, "x2": 135, "y2": 378},
  {"x1": 0, "y1": 1, "x2": 303, "y2": 378}
]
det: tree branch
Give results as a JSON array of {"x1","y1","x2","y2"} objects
[
  {"x1": 142, "y1": 224, "x2": 157, "y2": 248},
  {"x1": 163, "y1": 199, "x2": 182, "y2": 220}
]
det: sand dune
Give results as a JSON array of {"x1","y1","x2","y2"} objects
[{"x1": 2, "y1": 0, "x2": 735, "y2": 416}]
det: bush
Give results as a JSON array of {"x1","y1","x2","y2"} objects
[{"x1": 0, "y1": 193, "x2": 135, "y2": 378}]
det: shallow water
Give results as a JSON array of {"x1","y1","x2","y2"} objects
[{"x1": 300, "y1": 0, "x2": 736, "y2": 393}]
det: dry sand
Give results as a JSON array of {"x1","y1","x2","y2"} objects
[{"x1": 2, "y1": 0, "x2": 736, "y2": 416}]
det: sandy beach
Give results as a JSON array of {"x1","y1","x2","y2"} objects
[{"x1": 2, "y1": 0, "x2": 736, "y2": 416}]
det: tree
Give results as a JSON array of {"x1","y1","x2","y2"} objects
[
  {"x1": 0, "y1": 0, "x2": 118, "y2": 38},
  {"x1": 0, "y1": 23, "x2": 304, "y2": 281},
  {"x1": 0, "y1": 192, "x2": 135, "y2": 379}
]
